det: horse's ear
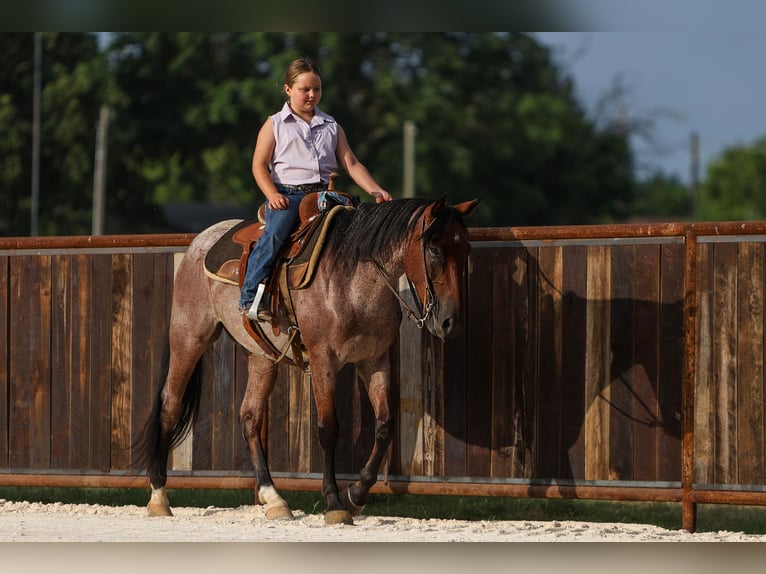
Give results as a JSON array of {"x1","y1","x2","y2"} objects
[
  {"x1": 454, "y1": 198, "x2": 481, "y2": 218},
  {"x1": 428, "y1": 195, "x2": 448, "y2": 219}
]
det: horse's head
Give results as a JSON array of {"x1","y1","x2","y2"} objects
[{"x1": 403, "y1": 197, "x2": 481, "y2": 340}]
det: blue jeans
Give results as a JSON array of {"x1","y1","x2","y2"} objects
[{"x1": 239, "y1": 188, "x2": 305, "y2": 307}]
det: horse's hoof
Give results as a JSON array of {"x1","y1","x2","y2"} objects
[
  {"x1": 325, "y1": 509, "x2": 354, "y2": 526},
  {"x1": 265, "y1": 504, "x2": 294, "y2": 521},
  {"x1": 341, "y1": 488, "x2": 366, "y2": 517},
  {"x1": 147, "y1": 503, "x2": 173, "y2": 517}
]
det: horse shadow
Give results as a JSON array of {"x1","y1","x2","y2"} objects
[{"x1": 445, "y1": 243, "x2": 686, "y2": 483}]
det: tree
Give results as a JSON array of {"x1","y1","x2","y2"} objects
[
  {"x1": 336, "y1": 32, "x2": 635, "y2": 226},
  {"x1": 2, "y1": 33, "x2": 640, "y2": 234},
  {"x1": 697, "y1": 136, "x2": 766, "y2": 221},
  {"x1": 0, "y1": 33, "x2": 108, "y2": 235},
  {"x1": 630, "y1": 171, "x2": 691, "y2": 220}
]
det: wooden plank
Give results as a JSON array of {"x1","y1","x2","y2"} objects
[
  {"x1": 0, "y1": 256, "x2": 9, "y2": 468},
  {"x1": 110, "y1": 253, "x2": 133, "y2": 470},
  {"x1": 736, "y1": 242, "x2": 765, "y2": 484},
  {"x1": 49, "y1": 255, "x2": 72, "y2": 469},
  {"x1": 130, "y1": 253, "x2": 155, "y2": 470},
  {"x1": 397, "y1": 275, "x2": 425, "y2": 476},
  {"x1": 9, "y1": 255, "x2": 52, "y2": 469},
  {"x1": 520, "y1": 246, "x2": 538, "y2": 480},
  {"x1": 693, "y1": 243, "x2": 715, "y2": 484},
  {"x1": 266, "y1": 363, "x2": 290, "y2": 473},
  {"x1": 465, "y1": 245, "x2": 493, "y2": 477},
  {"x1": 712, "y1": 242, "x2": 738, "y2": 484},
  {"x1": 608, "y1": 244, "x2": 635, "y2": 480},
  {"x1": 211, "y1": 334, "x2": 236, "y2": 470},
  {"x1": 560, "y1": 245, "x2": 587, "y2": 480},
  {"x1": 289, "y1": 367, "x2": 312, "y2": 474},
  {"x1": 442, "y1": 311, "x2": 467, "y2": 476},
  {"x1": 69, "y1": 254, "x2": 93, "y2": 469},
  {"x1": 90, "y1": 254, "x2": 114, "y2": 472},
  {"x1": 129, "y1": 252, "x2": 173, "y2": 470},
  {"x1": 518, "y1": 246, "x2": 538, "y2": 479},
  {"x1": 232, "y1": 343, "x2": 251, "y2": 472},
  {"x1": 631, "y1": 244, "x2": 661, "y2": 482},
  {"x1": 585, "y1": 245, "x2": 611, "y2": 480},
  {"x1": 490, "y1": 246, "x2": 518, "y2": 478},
  {"x1": 192, "y1": 344, "x2": 215, "y2": 471},
  {"x1": 657, "y1": 242, "x2": 685, "y2": 482},
  {"x1": 535, "y1": 246, "x2": 562, "y2": 479},
  {"x1": 421, "y1": 336, "x2": 443, "y2": 476}
]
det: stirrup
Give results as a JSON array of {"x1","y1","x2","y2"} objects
[{"x1": 246, "y1": 283, "x2": 271, "y2": 322}]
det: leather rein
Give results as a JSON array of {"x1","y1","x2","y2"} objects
[{"x1": 371, "y1": 214, "x2": 437, "y2": 330}]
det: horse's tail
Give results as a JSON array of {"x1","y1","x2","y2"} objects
[{"x1": 134, "y1": 344, "x2": 203, "y2": 481}]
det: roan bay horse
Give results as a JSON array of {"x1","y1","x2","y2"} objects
[{"x1": 136, "y1": 196, "x2": 480, "y2": 525}]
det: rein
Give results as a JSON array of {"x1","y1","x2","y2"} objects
[{"x1": 370, "y1": 213, "x2": 437, "y2": 329}]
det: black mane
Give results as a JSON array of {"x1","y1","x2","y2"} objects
[{"x1": 324, "y1": 198, "x2": 465, "y2": 276}]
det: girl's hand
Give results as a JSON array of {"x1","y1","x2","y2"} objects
[
  {"x1": 267, "y1": 192, "x2": 290, "y2": 210},
  {"x1": 371, "y1": 190, "x2": 392, "y2": 203}
]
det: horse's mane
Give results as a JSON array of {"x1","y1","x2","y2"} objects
[{"x1": 324, "y1": 198, "x2": 465, "y2": 276}]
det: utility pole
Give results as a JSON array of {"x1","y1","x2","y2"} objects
[
  {"x1": 92, "y1": 105, "x2": 110, "y2": 235},
  {"x1": 31, "y1": 32, "x2": 42, "y2": 236},
  {"x1": 403, "y1": 120, "x2": 417, "y2": 198},
  {"x1": 690, "y1": 131, "x2": 700, "y2": 219}
]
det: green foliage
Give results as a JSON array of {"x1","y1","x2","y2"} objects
[
  {"x1": 0, "y1": 33, "x2": 107, "y2": 235},
  {"x1": 698, "y1": 136, "x2": 766, "y2": 221},
  {"x1": 631, "y1": 171, "x2": 692, "y2": 220},
  {"x1": 0, "y1": 32, "x2": 671, "y2": 235}
]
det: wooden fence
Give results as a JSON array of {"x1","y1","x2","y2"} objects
[{"x1": 3, "y1": 222, "x2": 766, "y2": 531}]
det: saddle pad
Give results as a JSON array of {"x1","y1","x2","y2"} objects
[
  {"x1": 287, "y1": 204, "x2": 352, "y2": 290},
  {"x1": 204, "y1": 219, "x2": 256, "y2": 285}
]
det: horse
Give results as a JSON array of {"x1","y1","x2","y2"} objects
[{"x1": 136, "y1": 196, "x2": 480, "y2": 525}]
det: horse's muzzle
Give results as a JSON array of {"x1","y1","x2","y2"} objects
[{"x1": 430, "y1": 311, "x2": 462, "y2": 341}]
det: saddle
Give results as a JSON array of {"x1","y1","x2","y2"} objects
[{"x1": 203, "y1": 189, "x2": 356, "y2": 368}]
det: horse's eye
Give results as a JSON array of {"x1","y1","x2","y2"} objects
[{"x1": 428, "y1": 245, "x2": 442, "y2": 259}]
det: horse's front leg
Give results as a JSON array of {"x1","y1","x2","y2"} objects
[
  {"x1": 341, "y1": 355, "x2": 394, "y2": 517},
  {"x1": 311, "y1": 359, "x2": 351, "y2": 525},
  {"x1": 240, "y1": 354, "x2": 293, "y2": 520}
]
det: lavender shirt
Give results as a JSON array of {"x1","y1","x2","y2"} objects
[{"x1": 270, "y1": 102, "x2": 338, "y2": 186}]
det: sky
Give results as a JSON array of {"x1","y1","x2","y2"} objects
[{"x1": 533, "y1": 28, "x2": 766, "y2": 184}]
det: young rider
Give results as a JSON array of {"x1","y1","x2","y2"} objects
[{"x1": 239, "y1": 57, "x2": 392, "y2": 321}]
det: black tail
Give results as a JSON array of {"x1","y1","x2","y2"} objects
[{"x1": 134, "y1": 345, "x2": 203, "y2": 484}]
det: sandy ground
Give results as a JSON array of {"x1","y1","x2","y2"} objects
[{"x1": 1, "y1": 498, "x2": 765, "y2": 542}]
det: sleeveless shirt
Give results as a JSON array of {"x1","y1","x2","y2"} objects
[{"x1": 270, "y1": 102, "x2": 338, "y2": 185}]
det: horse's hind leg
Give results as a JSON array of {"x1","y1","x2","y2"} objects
[
  {"x1": 341, "y1": 356, "x2": 394, "y2": 516},
  {"x1": 240, "y1": 354, "x2": 293, "y2": 520},
  {"x1": 143, "y1": 312, "x2": 221, "y2": 517}
]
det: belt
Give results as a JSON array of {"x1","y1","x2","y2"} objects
[{"x1": 275, "y1": 182, "x2": 327, "y2": 193}]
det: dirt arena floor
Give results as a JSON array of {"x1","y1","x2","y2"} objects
[
  {"x1": 2, "y1": 498, "x2": 765, "y2": 542},
  {"x1": 5, "y1": 498, "x2": 766, "y2": 574}
]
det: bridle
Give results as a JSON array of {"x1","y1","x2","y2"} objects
[{"x1": 371, "y1": 212, "x2": 437, "y2": 329}]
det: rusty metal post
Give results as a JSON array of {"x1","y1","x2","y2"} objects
[{"x1": 681, "y1": 229, "x2": 698, "y2": 532}]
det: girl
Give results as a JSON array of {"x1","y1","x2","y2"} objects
[{"x1": 239, "y1": 58, "x2": 392, "y2": 321}]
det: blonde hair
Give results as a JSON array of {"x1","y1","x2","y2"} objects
[{"x1": 283, "y1": 58, "x2": 322, "y2": 91}]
